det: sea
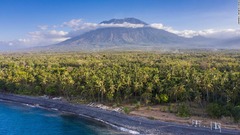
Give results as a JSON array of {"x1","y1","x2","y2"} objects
[{"x1": 0, "y1": 101, "x2": 128, "y2": 135}]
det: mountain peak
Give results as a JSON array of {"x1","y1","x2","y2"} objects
[{"x1": 100, "y1": 18, "x2": 148, "y2": 25}]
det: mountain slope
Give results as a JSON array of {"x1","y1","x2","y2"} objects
[
  {"x1": 217, "y1": 37, "x2": 240, "y2": 49},
  {"x1": 56, "y1": 27, "x2": 189, "y2": 49},
  {"x1": 45, "y1": 18, "x2": 240, "y2": 51},
  {"x1": 100, "y1": 18, "x2": 148, "y2": 25}
]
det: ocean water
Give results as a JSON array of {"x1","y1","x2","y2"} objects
[{"x1": 0, "y1": 101, "x2": 128, "y2": 135}]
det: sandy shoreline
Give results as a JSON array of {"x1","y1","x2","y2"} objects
[{"x1": 0, "y1": 93, "x2": 239, "y2": 135}]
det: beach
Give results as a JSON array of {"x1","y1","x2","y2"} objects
[{"x1": 0, "y1": 93, "x2": 239, "y2": 135}]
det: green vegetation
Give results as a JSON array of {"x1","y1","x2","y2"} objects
[
  {"x1": 123, "y1": 106, "x2": 130, "y2": 114},
  {"x1": 177, "y1": 103, "x2": 190, "y2": 117},
  {"x1": 206, "y1": 103, "x2": 223, "y2": 118},
  {"x1": 0, "y1": 51, "x2": 239, "y2": 120},
  {"x1": 232, "y1": 106, "x2": 240, "y2": 122}
]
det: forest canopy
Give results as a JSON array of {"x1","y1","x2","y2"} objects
[{"x1": 0, "y1": 51, "x2": 239, "y2": 119}]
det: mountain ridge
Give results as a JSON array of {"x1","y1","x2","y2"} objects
[
  {"x1": 56, "y1": 26, "x2": 190, "y2": 49},
  {"x1": 5, "y1": 18, "x2": 239, "y2": 51},
  {"x1": 32, "y1": 18, "x2": 240, "y2": 50},
  {"x1": 100, "y1": 18, "x2": 148, "y2": 25}
]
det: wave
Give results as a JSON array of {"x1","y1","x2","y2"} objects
[
  {"x1": 23, "y1": 103, "x2": 36, "y2": 108},
  {"x1": 94, "y1": 118, "x2": 140, "y2": 134},
  {"x1": 76, "y1": 113, "x2": 140, "y2": 134},
  {"x1": 51, "y1": 108, "x2": 58, "y2": 111},
  {"x1": 0, "y1": 96, "x2": 140, "y2": 134}
]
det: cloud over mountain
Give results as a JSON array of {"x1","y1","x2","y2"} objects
[{"x1": 0, "y1": 18, "x2": 239, "y2": 49}]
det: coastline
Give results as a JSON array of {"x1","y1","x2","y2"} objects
[{"x1": 0, "y1": 93, "x2": 239, "y2": 135}]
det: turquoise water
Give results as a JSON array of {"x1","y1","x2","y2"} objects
[{"x1": 0, "y1": 101, "x2": 127, "y2": 135}]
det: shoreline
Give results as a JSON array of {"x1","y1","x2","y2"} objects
[{"x1": 0, "y1": 93, "x2": 239, "y2": 135}]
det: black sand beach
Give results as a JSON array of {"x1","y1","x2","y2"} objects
[{"x1": 0, "y1": 93, "x2": 239, "y2": 135}]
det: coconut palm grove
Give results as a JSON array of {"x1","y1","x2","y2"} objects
[{"x1": 0, "y1": 51, "x2": 239, "y2": 121}]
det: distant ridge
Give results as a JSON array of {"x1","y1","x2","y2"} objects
[
  {"x1": 100, "y1": 18, "x2": 148, "y2": 25},
  {"x1": 38, "y1": 18, "x2": 240, "y2": 51},
  {"x1": 55, "y1": 18, "x2": 190, "y2": 50},
  {"x1": 56, "y1": 27, "x2": 190, "y2": 50}
]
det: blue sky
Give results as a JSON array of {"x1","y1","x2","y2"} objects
[{"x1": 0, "y1": 0, "x2": 239, "y2": 45}]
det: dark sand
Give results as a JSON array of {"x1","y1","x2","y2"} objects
[{"x1": 0, "y1": 93, "x2": 239, "y2": 135}]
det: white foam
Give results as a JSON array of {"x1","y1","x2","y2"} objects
[
  {"x1": 94, "y1": 118, "x2": 140, "y2": 134},
  {"x1": 118, "y1": 127, "x2": 140, "y2": 134},
  {"x1": 23, "y1": 103, "x2": 36, "y2": 108},
  {"x1": 4, "y1": 100, "x2": 139, "y2": 134},
  {"x1": 51, "y1": 108, "x2": 58, "y2": 111}
]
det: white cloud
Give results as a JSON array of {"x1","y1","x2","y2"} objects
[
  {"x1": 148, "y1": 23, "x2": 240, "y2": 38},
  {"x1": 149, "y1": 23, "x2": 164, "y2": 29},
  {"x1": 63, "y1": 20, "x2": 146, "y2": 37},
  {"x1": 38, "y1": 25, "x2": 48, "y2": 30},
  {"x1": 2, "y1": 18, "x2": 240, "y2": 48},
  {"x1": 177, "y1": 30, "x2": 199, "y2": 38},
  {"x1": 49, "y1": 30, "x2": 68, "y2": 37},
  {"x1": 62, "y1": 20, "x2": 145, "y2": 32},
  {"x1": 15, "y1": 30, "x2": 69, "y2": 47},
  {"x1": 59, "y1": 19, "x2": 240, "y2": 39},
  {"x1": 62, "y1": 19, "x2": 82, "y2": 30},
  {"x1": 14, "y1": 19, "x2": 147, "y2": 47},
  {"x1": 148, "y1": 23, "x2": 197, "y2": 38},
  {"x1": 198, "y1": 29, "x2": 240, "y2": 39},
  {"x1": 99, "y1": 22, "x2": 145, "y2": 28},
  {"x1": 8, "y1": 42, "x2": 13, "y2": 46},
  {"x1": 18, "y1": 38, "x2": 30, "y2": 43}
]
